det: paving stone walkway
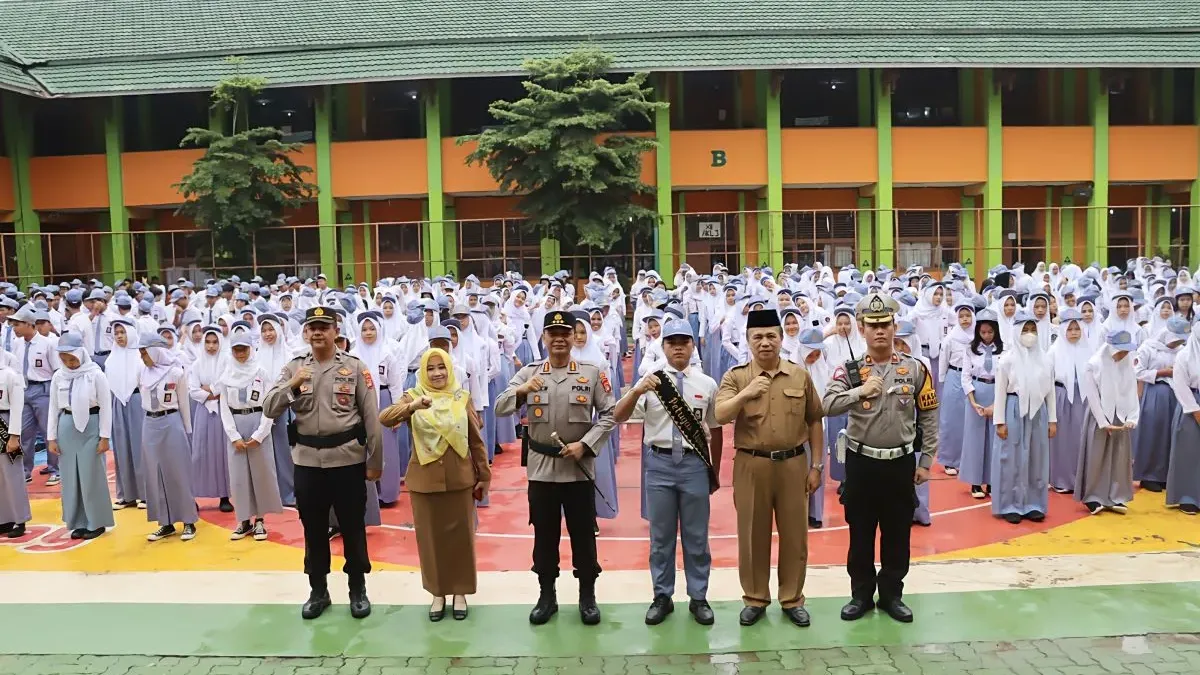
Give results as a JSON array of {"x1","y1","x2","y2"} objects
[{"x1": 6, "y1": 634, "x2": 1200, "y2": 675}]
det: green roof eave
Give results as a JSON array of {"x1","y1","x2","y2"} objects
[{"x1": 25, "y1": 33, "x2": 1200, "y2": 98}]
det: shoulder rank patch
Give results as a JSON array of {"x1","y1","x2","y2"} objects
[
  {"x1": 568, "y1": 360, "x2": 578, "y2": 373},
  {"x1": 599, "y1": 372, "x2": 611, "y2": 394},
  {"x1": 363, "y1": 369, "x2": 374, "y2": 390},
  {"x1": 916, "y1": 369, "x2": 939, "y2": 411},
  {"x1": 541, "y1": 362, "x2": 552, "y2": 374}
]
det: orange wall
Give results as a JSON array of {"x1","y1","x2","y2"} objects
[
  {"x1": 455, "y1": 195, "x2": 523, "y2": 220},
  {"x1": 331, "y1": 139, "x2": 427, "y2": 198},
  {"x1": 1003, "y1": 127, "x2": 1093, "y2": 183},
  {"x1": 442, "y1": 139, "x2": 498, "y2": 194},
  {"x1": 893, "y1": 187, "x2": 963, "y2": 210},
  {"x1": 0, "y1": 158, "x2": 13, "y2": 212},
  {"x1": 1110, "y1": 126, "x2": 1198, "y2": 182},
  {"x1": 782, "y1": 188, "x2": 860, "y2": 211},
  {"x1": 671, "y1": 130, "x2": 767, "y2": 188},
  {"x1": 30, "y1": 155, "x2": 109, "y2": 210},
  {"x1": 781, "y1": 129, "x2": 877, "y2": 186},
  {"x1": 122, "y1": 149, "x2": 203, "y2": 207},
  {"x1": 366, "y1": 199, "x2": 424, "y2": 223},
  {"x1": 680, "y1": 190, "x2": 740, "y2": 213},
  {"x1": 892, "y1": 128, "x2": 986, "y2": 185}
]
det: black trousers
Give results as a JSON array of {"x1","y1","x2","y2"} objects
[
  {"x1": 528, "y1": 480, "x2": 601, "y2": 582},
  {"x1": 841, "y1": 450, "x2": 917, "y2": 603},
  {"x1": 295, "y1": 462, "x2": 371, "y2": 590}
]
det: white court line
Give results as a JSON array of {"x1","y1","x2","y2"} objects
[
  {"x1": 375, "y1": 500, "x2": 994, "y2": 540},
  {"x1": 5, "y1": 550, "x2": 1196, "y2": 607}
]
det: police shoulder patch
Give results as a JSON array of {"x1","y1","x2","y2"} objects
[{"x1": 916, "y1": 367, "x2": 939, "y2": 411}]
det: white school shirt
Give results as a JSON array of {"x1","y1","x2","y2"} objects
[
  {"x1": 0, "y1": 368, "x2": 26, "y2": 431},
  {"x1": 90, "y1": 312, "x2": 115, "y2": 354},
  {"x1": 217, "y1": 367, "x2": 275, "y2": 443},
  {"x1": 629, "y1": 364, "x2": 720, "y2": 449},
  {"x1": 960, "y1": 345, "x2": 999, "y2": 396},
  {"x1": 1133, "y1": 344, "x2": 1178, "y2": 384},
  {"x1": 66, "y1": 312, "x2": 95, "y2": 353},
  {"x1": 45, "y1": 369, "x2": 113, "y2": 441},
  {"x1": 1170, "y1": 348, "x2": 1200, "y2": 414},
  {"x1": 12, "y1": 334, "x2": 60, "y2": 384},
  {"x1": 142, "y1": 366, "x2": 194, "y2": 434}
]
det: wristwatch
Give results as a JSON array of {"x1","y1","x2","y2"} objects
[{"x1": 811, "y1": 463, "x2": 824, "y2": 472}]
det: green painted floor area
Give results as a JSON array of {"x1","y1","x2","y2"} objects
[{"x1": 3, "y1": 582, "x2": 1200, "y2": 659}]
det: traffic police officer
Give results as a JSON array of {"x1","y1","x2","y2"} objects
[
  {"x1": 613, "y1": 319, "x2": 722, "y2": 626},
  {"x1": 263, "y1": 306, "x2": 383, "y2": 621},
  {"x1": 822, "y1": 292, "x2": 938, "y2": 624},
  {"x1": 495, "y1": 310, "x2": 616, "y2": 626}
]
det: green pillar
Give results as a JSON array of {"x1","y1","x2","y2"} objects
[
  {"x1": 1190, "y1": 68, "x2": 1200, "y2": 268},
  {"x1": 655, "y1": 74, "x2": 674, "y2": 278},
  {"x1": 424, "y1": 83, "x2": 447, "y2": 277},
  {"x1": 736, "y1": 191, "x2": 747, "y2": 269},
  {"x1": 756, "y1": 194, "x2": 769, "y2": 264},
  {"x1": 2, "y1": 92, "x2": 43, "y2": 285},
  {"x1": 1062, "y1": 70, "x2": 1077, "y2": 125},
  {"x1": 856, "y1": 69, "x2": 874, "y2": 267},
  {"x1": 1143, "y1": 187, "x2": 1157, "y2": 258},
  {"x1": 765, "y1": 72, "x2": 783, "y2": 271},
  {"x1": 959, "y1": 69, "x2": 976, "y2": 125},
  {"x1": 982, "y1": 69, "x2": 1003, "y2": 270},
  {"x1": 1088, "y1": 69, "x2": 1110, "y2": 266},
  {"x1": 1061, "y1": 195, "x2": 1076, "y2": 264},
  {"x1": 873, "y1": 70, "x2": 895, "y2": 269},
  {"x1": 1155, "y1": 193, "x2": 1172, "y2": 260},
  {"x1": 104, "y1": 97, "x2": 132, "y2": 282},
  {"x1": 314, "y1": 86, "x2": 338, "y2": 279},
  {"x1": 539, "y1": 238, "x2": 560, "y2": 276},
  {"x1": 144, "y1": 219, "x2": 162, "y2": 282},
  {"x1": 960, "y1": 195, "x2": 976, "y2": 277},
  {"x1": 1045, "y1": 187, "x2": 1055, "y2": 261},
  {"x1": 443, "y1": 201, "x2": 457, "y2": 279},
  {"x1": 1161, "y1": 69, "x2": 1176, "y2": 125},
  {"x1": 361, "y1": 201, "x2": 373, "y2": 286},
  {"x1": 857, "y1": 197, "x2": 874, "y2": 268},
  {"x1": 337, "y1": 209, "x2": 354, "y2": 286},
  {"x1": 420, "y1": 201, "x2": 433, "y2": 278},
  {"x1": 676, "y1": 192, "x2": 687, "y2": 268}
]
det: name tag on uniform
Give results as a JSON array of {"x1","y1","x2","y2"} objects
[
  {"x1": 250, "y1": 390, "x2": 259, "y2": 402},
  {"x1": 163, "y1": 392, "x2": 172, "y2": 403},
  {"x1": 34, "y1": 359, "x2": 42, "y2": 368}
]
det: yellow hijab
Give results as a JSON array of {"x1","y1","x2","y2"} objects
[{"x1": 406, "y1": 348, "x2": 470, "y2": 465}]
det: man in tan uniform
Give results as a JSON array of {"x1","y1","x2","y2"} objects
[
  {"x1": 822, "y1": 292, "x2": 938, "y2": 624},
  {"x1": 263, "y1": 306, "x2": 383, "y2": 621},
  {"x1": 716, "y1": 308, "x2": 824, "y2": 627},
  {"x1": 495, "y1": 311, "x2": 616, "y2": 627}
]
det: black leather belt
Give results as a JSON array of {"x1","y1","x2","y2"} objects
[
  {"x1": 379, "y1": 385, "x2": 389, "y2": 390},
  {"x1": 146, "y1": 409, "x2": 178, "y2": 418},
  {"x1": 230, "y1": 406, "x2": 263, "y2": 415},
  {"x1": 947, "y1": 365, "x2": 961, "y2": 372},
  {"x1": 529, "y1": 439, "x2": 566, "y2": 457},
  {"x1": 131, "y1": 387, "x2": 139, "y2": 394},
  {"x1": 1055, "y1": 381, "x2": 1065, "y2": 388},
  {"x1": 94, "y1": 351, "x2": 111, "y2": 356},
  {"x1": 651, "y1": 444, "x2": 703, "y2": 456},
  {"x1": 737, "y1": 446, "x2": 805, "y2": 461},
  {"x1": 62, "y1": 407, "x2": 101, "y2": 416},
  {"x1": 295, "y1": 426, "x2": 362, "y2": 449},
  {"x1": 973, "y1": 377, "x2": 995, "y2": 384}
]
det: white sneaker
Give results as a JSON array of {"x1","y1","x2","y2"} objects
[
  {"x1": 1107, "y1": 503, "x2": 1128, "y2": 515},
  {"x1": 181, "y1": 523, "x2": 197, "y2": 541},
  {"x1": 252, "y1": 520, "x2": 268, "y2": 541},
  {"x1": 46, "y1": 474, "x2": 61, "y2": 486},
  {"x1": 944, "y1": 467, "x2": 958, "y2": 476}
]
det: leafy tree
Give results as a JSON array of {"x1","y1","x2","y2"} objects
[
  {"x1": 174, "y1": 59, "x2": 316, "y2": 272},
  {"x1": 463, "y1": 48, "x2": 665, "y2": 250}
]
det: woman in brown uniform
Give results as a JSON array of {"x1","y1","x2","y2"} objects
[{"x1": 380, "y1": 348, "x2": 490, "y2": 621}]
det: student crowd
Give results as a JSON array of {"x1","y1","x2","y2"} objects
[{"x1": 0, "y1": 254, "x2": 1196, "y2": 622}]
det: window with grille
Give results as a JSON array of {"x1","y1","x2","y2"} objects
[
  {"x1": 783, "y1": 211, "x2": 856, "y2": 268},
  {"x1": 458, "y1": 219, "x2": 540, "y2": 280},
  {"x1": 897, "y1": 211, "x2": 959, "y2": 270}
]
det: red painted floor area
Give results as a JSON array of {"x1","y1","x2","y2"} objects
[{"x1": 23, "y1": 356, "x2": 1087, "y2": 572}]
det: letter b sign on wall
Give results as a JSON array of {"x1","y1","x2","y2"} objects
[{"x1": 710, "y1": 150, "x2": 727, "y2": 167}]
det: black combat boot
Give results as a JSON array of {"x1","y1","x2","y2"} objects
[
  {"x1": 578, "y1": 577, "x2": 601, "y2": 626},
  {"x1": 529, "y1": 579, "x2": 558, "y2": 625}
]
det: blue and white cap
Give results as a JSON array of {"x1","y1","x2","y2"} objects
[
  {"x1": 1106, "y1": 330, "x2": 1137, "y2": 353},
  {"x1": 661, "y1": 319, "x2": 694, "y2": 340}
]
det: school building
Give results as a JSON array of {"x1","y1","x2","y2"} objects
[{"x1": 1, "y1": 0, "x2": 1199, "y2": 286}]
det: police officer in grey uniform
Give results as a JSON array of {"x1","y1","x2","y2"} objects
[
  {"x1": 495, "y1": 310, "x2": 617, "y2": 626},
  {"x1": 263, "y1": 306, "x2": 383, "y2": 621},
  {"x1": 822, "y1": 292, "x2": 938, "y2": 624},
  {"x1": 613, "y1": 319, "x2": 722, "y2": 626}
]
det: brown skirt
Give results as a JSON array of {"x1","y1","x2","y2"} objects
[{"x1": 410, "y1": 488, "x2": 478, "y2": 596}]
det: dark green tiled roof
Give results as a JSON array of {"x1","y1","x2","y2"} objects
[{"x1": 2, "y1": 0, "x2": 1199, "y2": 97}]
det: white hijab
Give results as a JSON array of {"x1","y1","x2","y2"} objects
[
  {"x1": 105, "y1": 318, "x2": 143, "y2": 405},
  {"x1": 1003, "y1": 319, "x2": 1054, "y2": 419},
  {"x1": 57, "y1": 344, "x2": 104, "y2": 433},
  {"x1": 1048, "y1": 319, "x2": 1091, "y2": 403},
  {"x1": 1088, "y1": 344, "x2": 1139, "y2": 426},
  {"x1": 255, "y1": 316, "x2": 295, "y2": 384}
]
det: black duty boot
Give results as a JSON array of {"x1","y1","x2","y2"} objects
[
  {"x1": 302, "y1": 579, "x2": 332, "y2": 620},
  {"x1": 529, "y1": 580, "x2": 558, "y2": 625},
  {"x1": 578, "y1": 578, "x2": 601, "y2": 626}
]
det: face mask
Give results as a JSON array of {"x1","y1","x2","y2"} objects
[{"x1": 1019, "y1": 333, "x2": 1038, "y2": 349}]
